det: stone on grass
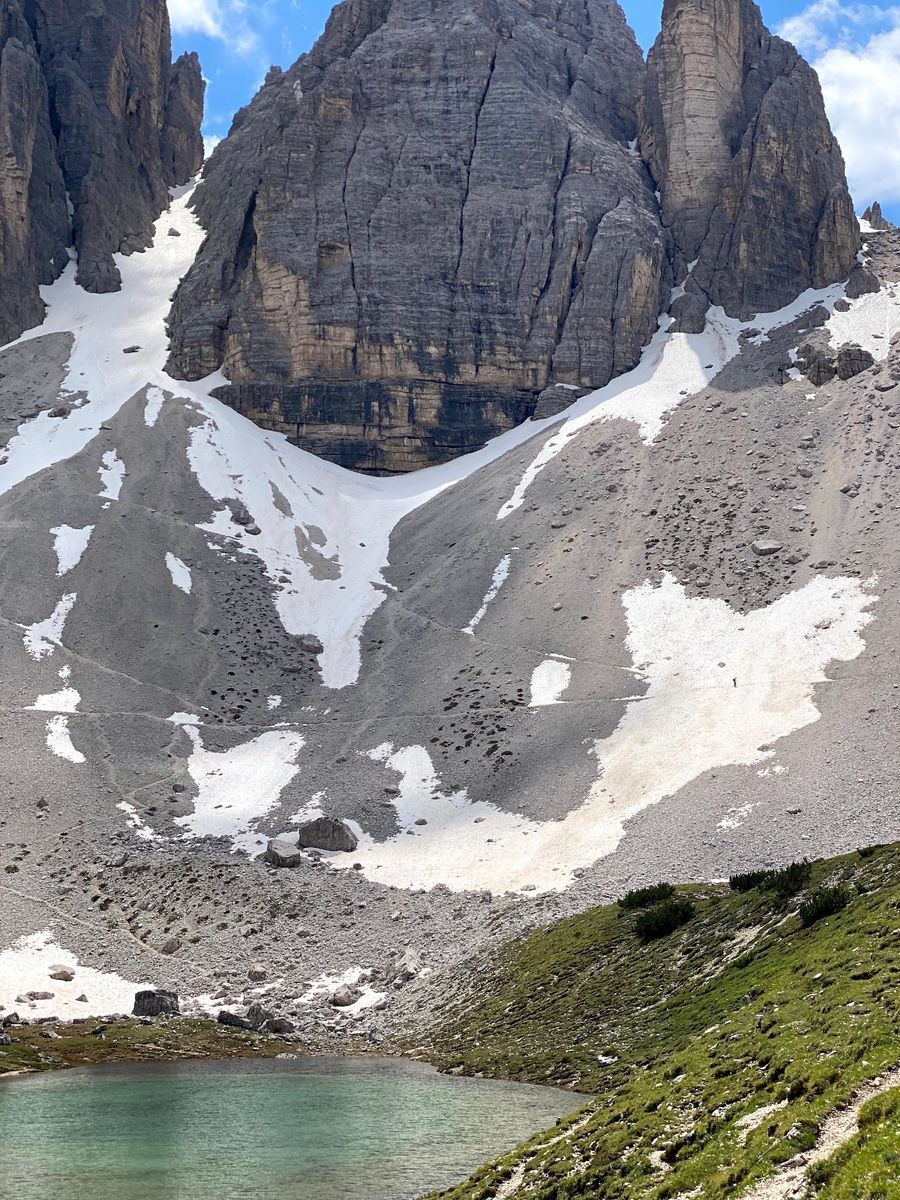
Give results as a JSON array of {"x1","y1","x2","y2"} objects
[{"x1": 132, "y1": 989, "x2": 180, "y2": 1017}]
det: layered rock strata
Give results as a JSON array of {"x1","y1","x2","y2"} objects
[
  {"x1": 166, "y1": 0, "x2": 666, "y2": 474},
  {"x1": 0, "y1": 0, "x2": 204, "y2": 345}
]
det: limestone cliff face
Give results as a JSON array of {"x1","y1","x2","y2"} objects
[
  {"x1": 0, "y1": 0, "x2": 204, "y2": 346},
  {"x1": 166, "y1": 0, "x2": 667, "y2": 474},
  {"x1": 640, "y1": 0, "x2": 858, "y2": 328}
]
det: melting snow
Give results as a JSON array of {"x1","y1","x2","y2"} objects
[
  {"x1": 45, "y1": 714, "x2": 85, "y2": 764},
  {"x1": 323, "y1": 574, "x2": 876, "y2": 893},
  {"x1": 98, "y1": 449, "x2": 125, "y2": 501},
  {"x1": 0, "y1": 931, "x2": 150, "y2": 1019},
  {"x1": 22, "y1": 593, "x2": 76, "y2": 660},
  {"x1": 463, "y1": 555, "x2": 511, "y2": 634},
  {"x1": 144, "y1": 386, "x2": 165, "y2": 427},
  {"x1": 170, "y1": 714, "x2": 304, "y2": 854},
  {"x1": 825, "y1": 283, "x2": 900, "y2": 360},
  {"x1": 529, "y1": 658, "x2": 572, "y2": 707},
  {"x1": 497, "y1": 285, "x2": 852, "y2": 519},
  {"x1": 165, "y1": 552, "x2": 192, "y2": 594},
  {"x1": 50, "y1": 524, "x2": 93, "y2": 575}
]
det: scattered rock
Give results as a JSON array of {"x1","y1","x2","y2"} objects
[
  {"x1": 751, "y1": 540, "x2": 783, "y2": 557},
  {"x1": 217, "y1": 1010, "x2": 254, "y2": 1030},
  {"x1": 48, "y1": 965, "x2": 74, "y2": 982},
  {"x1": 247, "y1": 964, "x2": 267, "y2": 982}
]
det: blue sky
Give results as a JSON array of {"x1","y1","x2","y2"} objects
[{"x1": 170, "y1": 1, "x2": 900, "y2": 217}]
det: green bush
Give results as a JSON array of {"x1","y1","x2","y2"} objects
[
  {"x1": 857, "y1": 844, "x2": 885, "y2": 859},
  {"x1": 618, "y1": 882, "x2": 676, "y2": 910},
  {"x1": 634, "y1": 898, "x2": 695, "y2": 943},
  {"x1": 765, "y1": 860, "x2": 812, "y2": 899},
  {"x1": 729, "y1": 869, "x2": 770, "y2": 892},
  {"x1": 799, "y1": 885, "x2": 850, "y2": 927}
]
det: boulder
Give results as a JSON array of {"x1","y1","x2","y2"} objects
[
  {"x1": 845, "y1": 264, "x2": 881, "y2": 299},
  {"x1": 48, "y1": 964, "x2": 74, "y2": 982},
  {"x1": 132, "y1": 989, "x2": 180, "y2": 1017},
  {"x1": 751, "y1": 540, "x2": 783, "y2": 557},
  {"x1": 264, "y1": 836, "x2": 306, "y2": 868},
  {"x1": 798, "y1": 343, "x2": 836, "y2": 386},
  {"x1": 330, "y1": 984, "x2": 362, "y2": 1008},
  {"x1": 531, "y1": 385, "x2": 583, "y2": 422},
  {"x1": 836, "y1": 344, "x2": 876, "y2": 380},
  {"x1": 296, "y1": 817, "x2": 358, "y2": 853},
  {"x1": 246, "y1": 1004, "x2": 275, "y2": 1030},
  {"x1": 217, "y1": 1010, "x2": 254, "y2": 1030},
  {"x1": 247, "y1": 964, "x2": 267, "y2": 982},
  {"x1": 269, "y1": 1016, "x2": 296, "y2": 1035}
]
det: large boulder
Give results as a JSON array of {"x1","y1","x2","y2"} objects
[
  {"x1": 132, "y1": 989, "x2": 179, "y2": 1017},
  {"x1": 296, "y1": 817, "x2": 358, "y2": 853},
  {"x1": 836, "y1": 344, "x2": 876, "y2": 380}
]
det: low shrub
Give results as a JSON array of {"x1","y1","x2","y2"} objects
[
  {"x1": 618, "y1": 882, "x2": 676, "y2": 910},
  {"x1": 634, "y1": 898, "x2": 695, "y2": 943},
  {"x1": 799, "y1": 885, "x2": 850, "y2": 927},
  {"x1": 766, "y1": 860, "x2": 812, "y2": 899},
  {"x1": 858, "y1": 844, "x2": 885, "y2": 859},
  {"x1": 729, "y1": 869, "x2": 770, "y2": 892}
]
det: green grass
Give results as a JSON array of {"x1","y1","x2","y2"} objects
[
  {"x1": 0, "y1": 1016, "x2": 295, "y2": 1076},
  {"x1": 810, "y1": 1088, "x2": 900, "y2": 1199},
  {"x1": 418, "y1": 845, "x2": 900, "y2": 1200}
]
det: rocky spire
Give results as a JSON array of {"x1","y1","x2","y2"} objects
[
  {"x1": 862, "y1": 202, "x2": 895, "y2": 232},
  {"x1": 165, "y1": 0, "x2": 667, "y2": 474},
  {"x1": 640, "y1": 0, "x2": 859, "y2": 329},
  {"x1": 0, "y1": 0, "x2": 204, "y2": 346}
]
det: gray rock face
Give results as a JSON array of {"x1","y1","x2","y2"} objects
[
  {"x1": 640, "y1": 0, "x2": 859, "y2": 326},
  {"x1": 296, "y1": 817, "x2": 358, "y2": 853},
  {"x1": 0, "y1": 0, "x2": 204, "y2": 346},
  {"x1": 862, "y1": 202, "x2": 895, "y2": 231},
  {"x1": 132, "y1": 988, "x2": 179, "y2": 1016},
  {"x1": 166, "y1": 0, "x2": 666, "y2": 473}
]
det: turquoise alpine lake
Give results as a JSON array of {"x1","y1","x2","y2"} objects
[{"x1": 0, "y1": 1055, "x2": 580, "y2": 1199}]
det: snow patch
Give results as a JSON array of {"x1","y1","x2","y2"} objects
[
  {"x1": 45, "y1": 714, "x2": 85, "y2": 764},
  {"x1": 98, "y1": 449, "x2": 125, "y2": 501},
  {"x1": 826, "y1": 283, "x2": 900, "y2": 360},
  {"x1": 529, "y1": 658, "x2": 572, "y2": 707},
  {"x1": 165, "y1": 552, "x2": 192, "y2": 594},
  {"x1": 22, "y1": 593, "x2": 76, "y2": 660},
  {"x1": 170, "y1": 714, "x2": 304, "y2": 854},
  {"x1": 144, "y1": 386, "x2": 165, "y2": 427},
  {"x1": 0, "y1": 931, "x2": 150, "y2": 1019},
  {"x1": 50, "y1": 524, "x2": 93, "y2": 575},
  {"x1": 464, "y1": 555, "x2": 511, "y2": 634}
]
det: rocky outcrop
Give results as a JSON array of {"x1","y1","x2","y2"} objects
[
  {"x1": 166, "y1": 0, "x2": 666, "y2": 473},
  {"x1": 0, "y1": 0, "x2": 204, "y2": 346},
  {"x1": 862, "y1": 202, "x2": 895, "y2": 232},
  {"x1": 640, "y1": 0, "x2": 859, "y2": 329}
]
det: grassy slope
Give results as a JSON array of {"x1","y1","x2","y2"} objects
[{"x1": 420, "y1": 845, "x2": 900, "y2": 1200}]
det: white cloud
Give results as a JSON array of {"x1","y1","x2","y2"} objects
[
  {"x1": 779, "y1": 3, "x2": 900, "y2": 207},
  {"x1": 167, "y1": 0, "x2": 260, "y2": 54}
]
